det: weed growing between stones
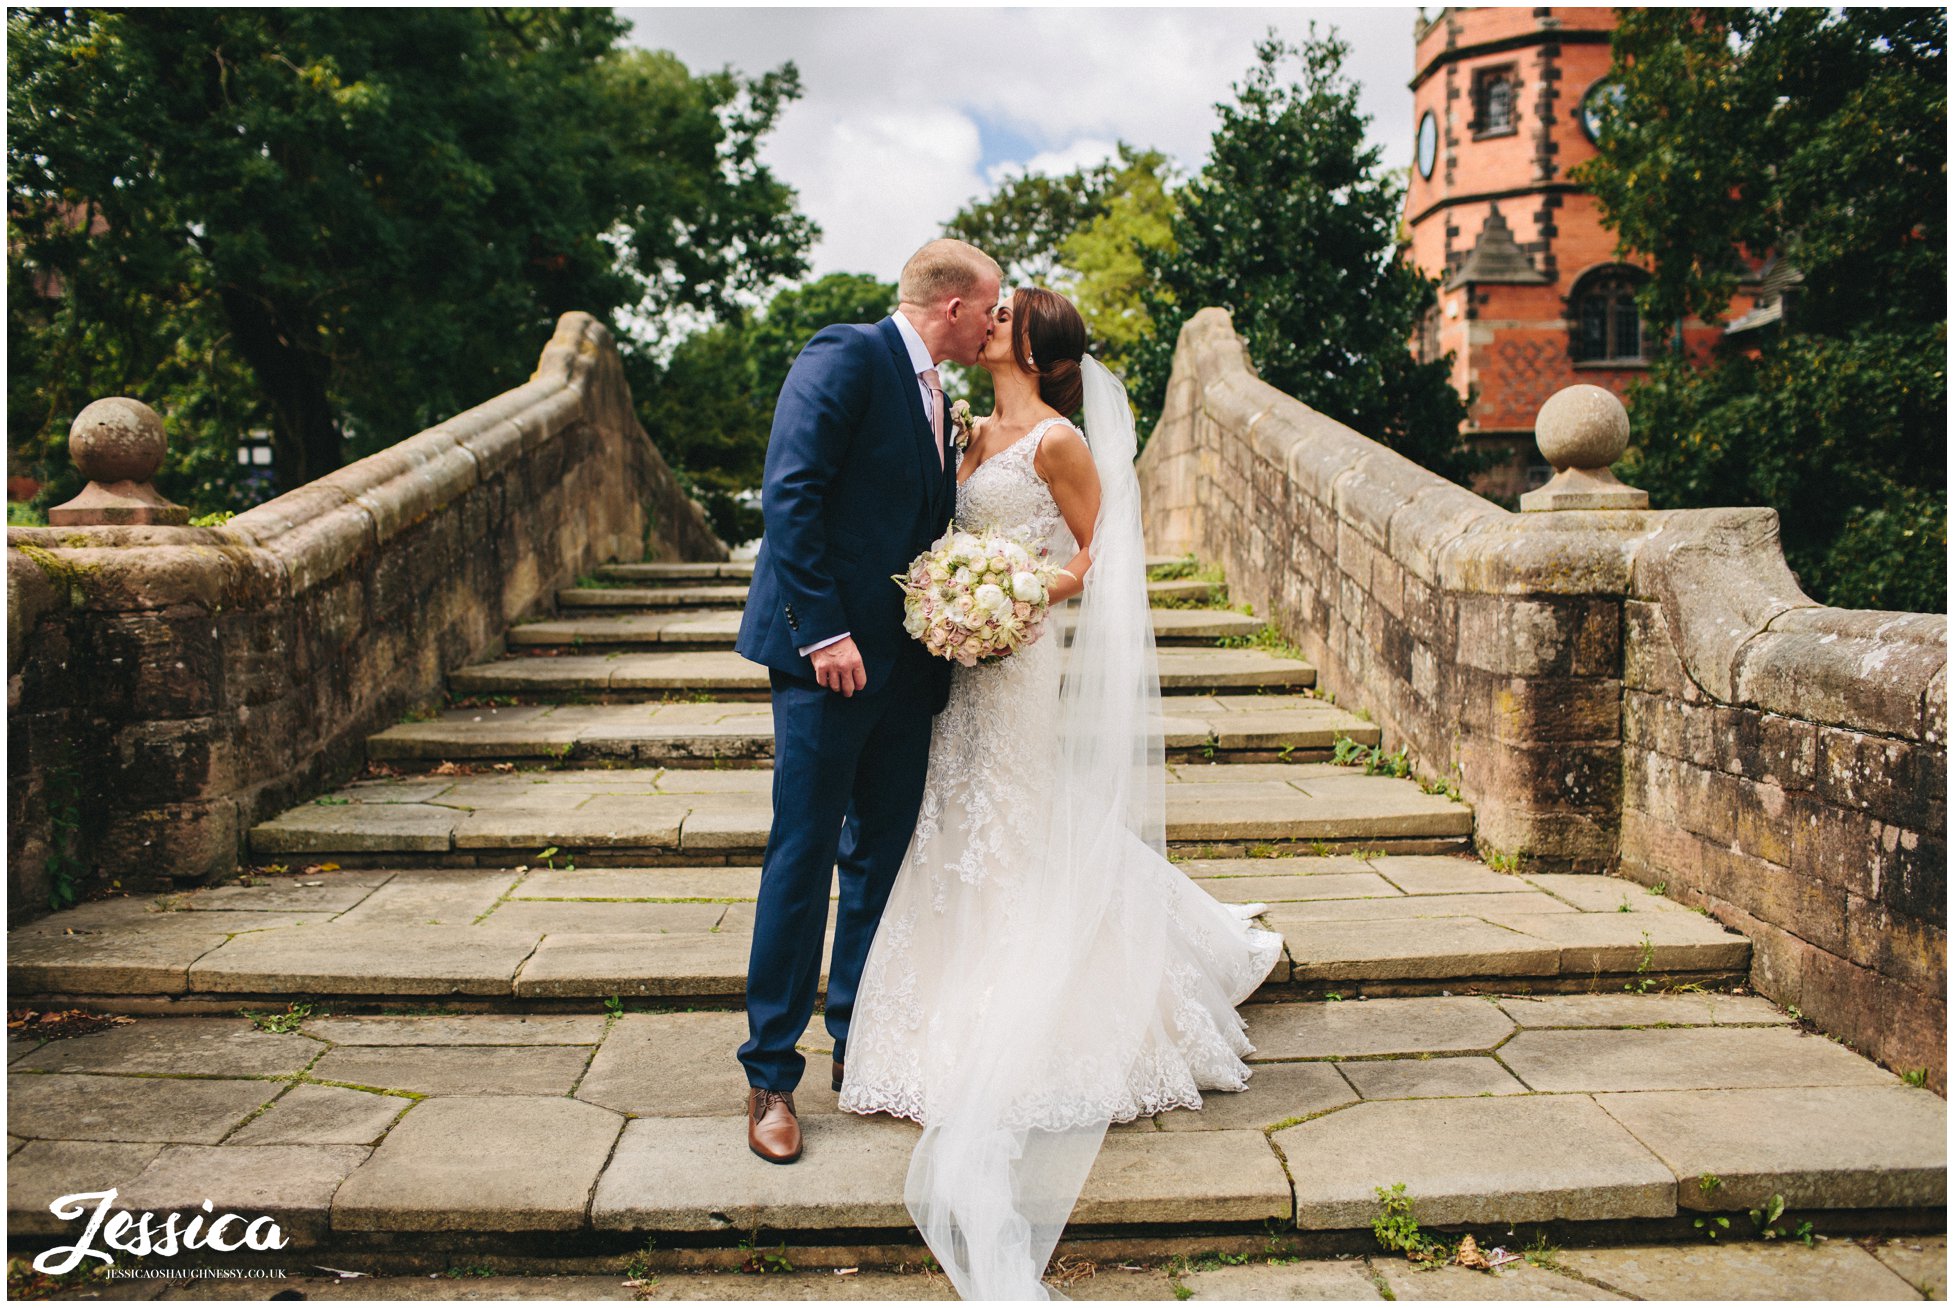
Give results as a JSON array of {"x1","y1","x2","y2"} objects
[
  {"x1": 1903, "y1": 1068, "x2": 1928, "y2": 1087},
  {"x1": 1625, "y1": 931, "x2": 1658, "y2": 993},
  {"x1": 1217, "y1": 622, "x2": 1308, "y2": 663},
  {"x1": 242, "y1": 1001, "x2": 314, "y2": 1034},
  {"x1": 42, "y1": 760, "x2": 85, "y2": 910}
]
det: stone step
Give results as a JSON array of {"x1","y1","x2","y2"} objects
[
  {"x1": 595, "y1": 560, "x2": 755, "y2": 584},
  {"x1": 556, "y1": 577, "x2": 1224, "y2": 612},
  {"x1": 449, "y1": 647, "x2": 1316, "y2": 700},
  {"x1": 369, "y1": 694, "x2": 1380, "y2": 766},
  {"x1": 7, "y1": 994, "x2": 1940, "y2": 1256},
  {"x1": 506, "y1": 605, "x2": 1266, "y2": 651},
  {"x1": 10, "y1": 862, "x2": 1753, "y2": 1005},
  {"x1": 241, "y1": 763, "x2": 1468, "y2": 866}
]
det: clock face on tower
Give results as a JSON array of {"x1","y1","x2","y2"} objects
[
  {"x1": 1417, "y1": 110, "x2": 1437, "y2": 179},
  {"x1": 1581, "y1": 80, "x2": 1626, "y2": 144}
]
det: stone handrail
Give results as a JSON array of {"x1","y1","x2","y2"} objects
[
  {"x1": 8, "y1": 312, "x2": 723, "y2": 918},
  {"x1": 1138, "y1": 307, "x2": 1946, "y2": 1084}
]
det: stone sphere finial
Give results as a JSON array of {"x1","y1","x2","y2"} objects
[
  {"x1": 47, "y1": 396, "x2": 189, "y2": 527},
  {"x1": 70, "y1": 397, "x2": 168, "y2": 484},
  {"x1": 1520, "y1": 383, "x2": 1648, "y2": 512},
  {"x1": 1535, "y1": 384, "x2": 1630, "y2": 471}
]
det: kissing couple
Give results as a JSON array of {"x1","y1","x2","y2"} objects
[{"x1": 732, "y1": 238, "x2": 1283, "y2": 1300}]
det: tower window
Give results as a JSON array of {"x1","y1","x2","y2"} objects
[
  {"x1": 1473, "y1": 67, "x2": 1518, "y2": 137},
  {"x1": 1571, "y1": 272, "x2": 1647, "y2": 363}
]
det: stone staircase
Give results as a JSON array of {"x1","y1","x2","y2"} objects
[{"x1": 6, "y1": 556, "x2": 1943, "y2": 1273}]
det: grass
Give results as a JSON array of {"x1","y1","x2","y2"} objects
[
  {"x1": 241, "y1": 1001, "x2": 314, "y2": 1034},
  {"x1": 1217, "y1": 622, "x2": 1307, "y2": 662},
  {"x1": 1331, "y1": 734, "x2": 1411, "y2": 778}
]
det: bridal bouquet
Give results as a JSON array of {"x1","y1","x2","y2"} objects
[{"x1": 894, "y1": 526, "x2": 1065, "y2": 666}]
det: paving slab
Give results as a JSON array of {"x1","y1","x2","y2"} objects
[
  {"x1": 1500, "y1": 1027, "x2": 1901, "y2": 1093},
  {"x1": 250, "y1": 801, "x2": 458, "y2": 853},
  {"x1": 8, "y1": 1139, "x2": 165, "y2": 1236},
  {"x1": 1522, "y1": 873, "x2": 1693, "y2": 914},
  {"x1": 1191, "y1": 872, "x2": 1402, "y2": 903},
  {"x1": 1275, "y1": 1095, "x2": 1676, "y2": 1228},
  {"x1": 1277, "y1": 917, "x2": 1559, "y2": 982},
  {"x1": 160, "y1": 873, "x2": 393, "y2": 914},
  {"x1": 226, "y1": 1083, "x2": 411, "y2": 1145},
  {"x1": 1375, "y1": 1261, "x2": 1623, "y2": 1300},
  {"x1": 481, "y1": 900, "x2": 729, "y2": 934},
  {"x1": 1494, "y1": 992, "x2": 1792, "y2": 1028},
  {"x1": 1072, "y1": 1129, "x2": 1291, "y2": 1224},
  {"x1": 1866, "y1": 1235, "x2": 1947, "y2": 1299},
  {"x1": 1245, "y1": 997, "x2": 1515, "y2": 1061},
  {"x1": 9, "y1": 1017, "x2": 318, "y2": 1078},
  {"x1": 311, "y1": 1044, "x2": 593, "y2": 1096},
  {"x1": 596, "y1": 561, "x2": 754, "y2": 582},
  {"x1": 592, "y1": 1113, "x2": 919, "y2": 1232},
  {"x1": 1338, "y1": 1055, "x2": 1530, "y2": 1100},
  {"x1": 514, "y1": 867, "x2": 774, "y2": 900},
  {"x1": 331, "y1": 1095, "x2": 623, "y2": 1231},
  {"x1": 8, "y1": 1073, "x2": 278, "y2": 1143},
  {"x1": 1595, "y1": 1085, "x2": 1946, "y2": 1209},
  {"x1": 1370, "y1": 856, "x2": 1527, "y2": 896},
  {"x1": 453, "y1": 800, "x2": 692, "y2": 850},
  {"x1": 118, "y1": 1142, "x2": 373, "y2": 1245},
  {"x1": 331, "y1": 869, "x2": 522, "y2": 925},
  {"x1": 559, "y1": 584, "x2": 752, "y2": 609},
  {"x1": 303, "y1": 1014, "x2": 611, "y2": 1045},
  {"x1": 187, "y1": 925, "x2": 542, "y2": 996},
  {"x1": 1259, "y1": 892, "x2": 1572, "y2": 923},
  {"x1": 513, "y1": 930, "x2": 763, "y2": 998},
  {"x1": 1557, "y1": 1241, "x2": 1925, "y2": 1301},
  {"x1": 9, "y1": 924, "x2": 242, "y2": 995},
  {"x1": 1175, "y1": 1258, "x2": 1384, "y2": 1300},
  {"x1": 1154, "y1": 1061, "x2": 1357, "y2": 1132},
  {"x1": 1496, "y1": 912, "x2": 1750, "y2": 973},
  {"x1": 576, "y1": 1011, "x2": 836, "y2": 1118}
]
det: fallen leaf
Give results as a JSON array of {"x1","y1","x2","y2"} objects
[{"x1": 1453, "y1": 1234, "x2": 1491, "y2": 1271}]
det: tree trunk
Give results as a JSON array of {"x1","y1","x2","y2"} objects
[{"x1": 216, "y1": 287, "x2": 341, "y2": 491}]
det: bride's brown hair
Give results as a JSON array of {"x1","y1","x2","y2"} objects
[{"x1": 1009, "y1": 287, "x2": 1088, "y2": 415}]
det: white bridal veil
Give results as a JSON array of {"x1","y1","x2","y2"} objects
[{"x1": 902, "y1": 355, "x2": 1172, "y2": 1300}]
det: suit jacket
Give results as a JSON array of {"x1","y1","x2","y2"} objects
[{"x1": 735, "y1": 317, "x2": 957, "y2": 707}]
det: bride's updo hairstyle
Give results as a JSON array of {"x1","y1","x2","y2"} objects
[{"x1": 1010, "y1": 287, "x2": 1088, "y2": 415}]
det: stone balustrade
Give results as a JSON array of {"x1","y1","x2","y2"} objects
[
  {"x1": 1137, "y1": 307, "x2": 1946, "y2": 1084},
  {"x1": 8, "y1": 312, "x2": 723, "y2": 918}
]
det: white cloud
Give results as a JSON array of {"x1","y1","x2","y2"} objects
[
  {"x1": 620, "y1": 6, "x2": 1420, "y2": 282},
  {"x1": 988, "y1": 138, "x2": 1121, "y2": 188}
]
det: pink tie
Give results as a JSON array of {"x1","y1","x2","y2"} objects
[{"x1": 920, "y1": 367, "x2": 945, "y2": 467}]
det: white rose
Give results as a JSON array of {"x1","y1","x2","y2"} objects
[
  {"x1": 974, "y1": 582, "x2": 1009, "y2": 615},
  {"x1": 928, "y1": 562, "x2": 950, "y2": 583},
  {"x1": 1010, "y1": 571, "x2": 1045, "y2": 603},
  {"x1": 953, "y1": 566, "x2": 973, "y2": 586}
]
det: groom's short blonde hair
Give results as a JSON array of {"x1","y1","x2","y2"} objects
[{"x1": 899, "y1": 239, "x2": 1001, "y2": 308}]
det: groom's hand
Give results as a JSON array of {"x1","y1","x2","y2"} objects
[{"x1": 809, "y1": 636, "x2": 867, "y2": 697}]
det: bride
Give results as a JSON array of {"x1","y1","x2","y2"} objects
[{"x1": 837, "y1": 286, "x2": 1284, "y2": 1299}]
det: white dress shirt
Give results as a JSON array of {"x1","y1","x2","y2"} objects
[{"x1": 799, "y1": 311, "x2": 942, "y2": 658}]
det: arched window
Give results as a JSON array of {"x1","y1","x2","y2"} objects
[{"x1": 1570, "y1": 270, "x2": 1647, "y2": 363}]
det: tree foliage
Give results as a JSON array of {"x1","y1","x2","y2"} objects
[
  {"x1": 1059, "y1": 149, "x2": 1179, "y2": 375},
  {"x1": 1126, "y1": 31, "x2": 1475, "y2": 482},
  {"x1": 1573, "y1": 7, "x2": 1945, "y2": 612},
  {"x1": 8, "y1": 8, "x2": 813, "y2": 507},
  {"x1": 637, "y1": 272, "x2": 896, "y2": 544}
]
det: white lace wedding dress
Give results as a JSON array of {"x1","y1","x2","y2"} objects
[{"x1": 838, "y1": 406, "x2": 1284, "y2": 1298}]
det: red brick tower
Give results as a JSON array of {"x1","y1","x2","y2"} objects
[{"x1": 1404, "y1": 8, "x2": 1749, "y2": 498}]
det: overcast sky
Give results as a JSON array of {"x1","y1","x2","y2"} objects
[{"x1": 620, "y1": 6, "x2": 1423, "y2": 282}]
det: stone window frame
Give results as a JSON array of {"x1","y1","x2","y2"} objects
[
  {"x1": 1470, "y1": 63, "x2": 1521, "y2": 139},
  {"x1": 1566, "y1": 263, "x2": 1652, "y2": 367}
]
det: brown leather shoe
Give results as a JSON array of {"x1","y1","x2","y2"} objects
[
  {"x1": 831, "y1": 1054, "x2": 844, "y2": 1093},
  {"x1": 747, "y1": 1088, "x2": 801, "y2": 1164}
]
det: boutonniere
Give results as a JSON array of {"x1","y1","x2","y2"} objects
[{"x1": 949, "y1": 399, "x2": 974, "y2": 451}]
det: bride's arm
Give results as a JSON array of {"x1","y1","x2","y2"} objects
[{"x1": 1036, "y1": 424, "x2": 1100, "y2": 603}]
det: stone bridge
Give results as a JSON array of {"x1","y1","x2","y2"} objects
[{"x1": 4, "y1": 310, "x2": 1943, "y2": 1280}]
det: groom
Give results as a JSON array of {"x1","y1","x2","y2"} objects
[{"x1": 733, "y1": 238, "x2": 1002, "y2": 1163}]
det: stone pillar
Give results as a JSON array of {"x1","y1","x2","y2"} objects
[
  {"x1": 1519, "y1": 384, "x2": 1649, "y2": 512},
  {"x1": 47, "y1": 397, "x2": 189, "y2": 527}
]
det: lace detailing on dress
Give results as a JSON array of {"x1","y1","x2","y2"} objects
[{"x1": 838, "y1": 411, "x2": 1284, "y2": 1129}]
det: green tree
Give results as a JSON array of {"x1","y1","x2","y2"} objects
[
  {"x1": 8, "y1": 8, "x2": 813, "y2": 506},
  {"x1": 1572, "y1": 8, "x2": 1945, "y2": 612},
  {"x1": 1127, "y1": 32, "x2": 1475, "y2": 483},
  {"x1": 1059, "y1": 148, "x2": 1179, "y2": 374},
  {"x1": 945, "y1": 165, "x2": 1114, "y2": 287},
  {"x1": 638, "y1": 272, "x2": 895, "y2": 544}
]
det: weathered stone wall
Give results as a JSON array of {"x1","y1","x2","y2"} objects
[
  {"x1": 8, "y1": 313, "x2": 723, "y2": 919},
  {"x1": 1139, "y1": 308, "x2": 1946, "y2": 1084}
]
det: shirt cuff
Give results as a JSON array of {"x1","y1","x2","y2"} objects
[{"x1": 798, "y1": 631, "x2": 852, "y2": 657}]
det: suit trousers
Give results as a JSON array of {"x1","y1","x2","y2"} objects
[{"x1": 738, "y1": 653, "x2": 937, "y2": 1092}]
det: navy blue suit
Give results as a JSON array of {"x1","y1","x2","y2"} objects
[{"x1": 733, "y1": 317, "x2": 956, "y2": 1092}]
